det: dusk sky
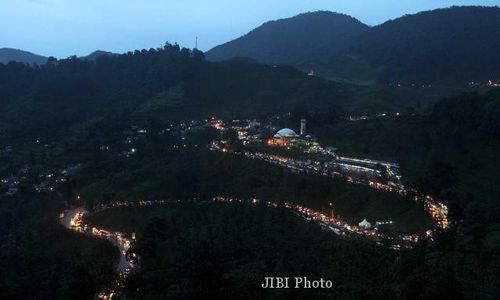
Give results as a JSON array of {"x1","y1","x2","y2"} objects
[{"x1": 1, "y1": 0, "x2": 498, "y2": 58}]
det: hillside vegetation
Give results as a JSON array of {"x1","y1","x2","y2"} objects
[
  {"x1": 0, "y1": 43, "x2": 452, "y2": 144},
  {"x1": 87, "y1": 203, "x2": 500, "y2": 299},
  {"x1": 316, "y1": 89, "x2": 500, "y2": 249},
  {"x1": 342, "y1": 6, "x2": 500, "y2": 85}
]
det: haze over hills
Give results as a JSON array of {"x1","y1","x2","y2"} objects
[
  {"x1": 206, "y1": 11, "x2": 369, "y2": 65},
  {"x1": 0, "y1": 48, "x2": 48, "y2": 65},
  {"x1": 207, "y1": 6, "x2": 500, "y2": 86}
]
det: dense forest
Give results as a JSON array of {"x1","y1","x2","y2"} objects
[
  {"x1": 0, "y1": 192, "x2": 117, "y2": 299},
  {"x1": 87, "y1": 203, "x2": 500, "y2": 299},
  {"x1": 89, "y1": 204, "x2": 399, "y2": 299}
]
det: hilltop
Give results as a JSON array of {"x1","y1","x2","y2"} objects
[
  {"x1": 0, "y1": 48, "x2": 48, "y2": 65},
  {"x1": 206, "y1": 11, "x2": 369, "y2": 65}
]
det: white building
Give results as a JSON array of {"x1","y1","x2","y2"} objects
[{"x1": 358, "y1": 219, "x2": 372, "y2": 229}]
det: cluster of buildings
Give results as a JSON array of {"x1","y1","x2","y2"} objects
[
  {"x1": 208, "y1": 115, "x2": 449, "y2": 232},
  {"x1": 51, "y1": 111, "x2": 450, "y2": 242},
  {"x1": 105, "y1": 121, "x2": 208, "y2": 159},
  {"x1": 0, "y1": 164, "x2": 80, "y2": 197},
  {"x1": 35, "y1": 165, "x2": 81, "y2": 192}
]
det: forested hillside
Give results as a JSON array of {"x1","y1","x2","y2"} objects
[
  {"x1": 206, "y1": 11, "x2": 369, "y2": 65},
  {"x1": 341, "y1": 6, "x2": 500, "y2": 85},
  {"x1": 207, "y1": 7, "x2": 500, "y2": 86},
  {"x1": 1, "y1": 43, "x2": 447, "y2": 144}
]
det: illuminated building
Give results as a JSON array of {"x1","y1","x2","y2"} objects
[
  {"x1": 209, "y1": 118, "x2": 225, "y2": 130},
  {"x1": 359, "y1": 219, "x2": 372, "y2": 229},
  {"x1": 267, "y1": 128, "x2": 298, "y2": 146}
]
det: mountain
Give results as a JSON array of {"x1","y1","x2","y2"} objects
[
  {"x1": 0, "y1": 44, "x2": 452, "y2": 141},
  {"x1": 208, "y1": 7, "x2": 500, "y2": 86},
  {"x1": 343, "y1": 6, "x2": 500, "y2": 85},
  {"x1": 0, "y1": 48, "x2": 48, "y2": 65},
  {"x1": 206, "y1": 11, "x2": 369, "y2": 65},
  {"x1": 82, "y1": 50, "x2": 117, "y2": 61}
]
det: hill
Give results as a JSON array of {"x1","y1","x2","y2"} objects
[
  {"x1": 0, "y1": 48, "x2": 48, "y2": 65},
  {"x1": 311, "y1": 6, "x2": 500, "y2": 85},
  {"x1": 0, "y1": 44, "x2": 464, "y2": 146},
  {"x1": 82, "y1": 50, "x2": 117, "y2": 61},
  {"x1": 206, "y1": 11, "x2": 369, "y2": 65},
  {"x1": 0, "y1": 44, "x2": 358, "y2": 141},
  {"x1": 342, "y1": 6, "x2": 500, "y2": 85},
  {"x1": 207, "y1": 7, "x2": 500, "y2": 86}
]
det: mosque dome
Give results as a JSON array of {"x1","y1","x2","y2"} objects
[{"x1": 275, "y1": 128, "x2": 298, "y2": 138}]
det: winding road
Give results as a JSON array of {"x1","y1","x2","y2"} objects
[{"x1": 60, "y1": 207, "x2": 137, "y2": 300}]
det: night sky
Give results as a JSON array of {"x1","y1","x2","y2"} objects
[{"x1": 1, "y1": 0, "x2": 498, "y2": 57}]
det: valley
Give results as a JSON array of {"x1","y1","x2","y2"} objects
[{"x1": 1, "y1": 4, "x2": 500, "y2": 299}]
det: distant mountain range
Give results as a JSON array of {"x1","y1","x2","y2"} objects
[
  {"x1": 0, "y1": 48, "x2": 48, "y2": 65},
  {"x1": 207, "y1": 6, "x2": 500, "y2": 86},
  {"x1": 0, "y1": 49, "x2": 116, "y2": 64},
  {"x1": 4, "y1": 6, "x2": 500, "y2": 86}
]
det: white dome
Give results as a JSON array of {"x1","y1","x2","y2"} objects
[
  {"x1": 275, "y1": 128, "x2": 298, "y2": 138},
  {"x1": 359, "y1": 219, "x2": 371, "y2": 229}
]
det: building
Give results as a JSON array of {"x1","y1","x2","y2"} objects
[
  {"x1": 488, "y1": 80, "x2": 500, "y2": 87},
  {"x1": 248, "y1": 119, "x2": 261, "y2": 128},
  {"x1": 267, "y1": 128, "x2": 299, "y2": 146},
  {"x1": 359, "y1": 219, "x2": 372, "y2": 229},
  {"x1": 300, "y1": 119, "x2": 306, "y2": 136},
  {"x1": 267, "y1": 118, "x2": 316, "y2": 147}
]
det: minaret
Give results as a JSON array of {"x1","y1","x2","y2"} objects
[{"x1": 300, "y1": 119, "x2": 306, "y2": 136}]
